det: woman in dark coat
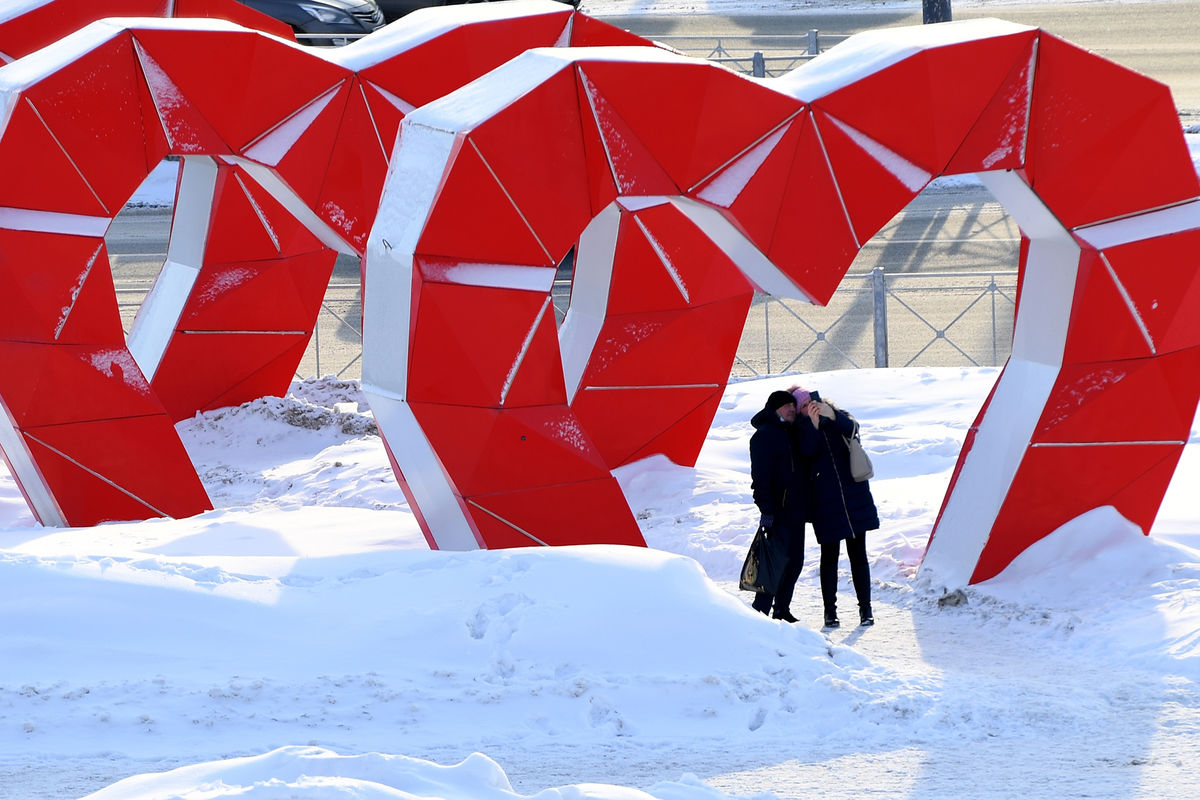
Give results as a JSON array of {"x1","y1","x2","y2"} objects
[
  {"x1": 748, "y1": 390, "x2": 819, "y2": 622},
  {"x1": 796, "y1": 388, "x2": 878, "y2": 629}
]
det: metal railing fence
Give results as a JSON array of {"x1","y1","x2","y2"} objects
[
  {"x1": 652, "y1": 30, "x2": 848, "y2": 77},
  {"x1": 116, "y1": 267, "x2": 1018, "y2": 384},
  {"x1": 731, "y1": 268, "x2": 1017, "y2": 379}
]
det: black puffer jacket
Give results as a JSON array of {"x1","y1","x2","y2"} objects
[
  {"x1": 809, "y1": 405, "x2": 880, "y2": 544},
  {"x1": 749, "y1": 406, "x2": 818, "y2": 527}
]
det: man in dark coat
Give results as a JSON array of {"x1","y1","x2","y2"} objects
[{"x1": 748, "y1": 390, "x2": 818, "y2": 622}]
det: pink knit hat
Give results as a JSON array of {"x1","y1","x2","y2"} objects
[{"x1": 791, "y1": 387, "x2": 811, "y2": 406}]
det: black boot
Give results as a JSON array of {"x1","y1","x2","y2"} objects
[
  {"x1": 772, "y1": 609, "x2": 799, "y2": 623},
  {"x1": 752, "y1": 594, "x2": 771, "y2": 615},
  {"x1": 859, "y1": 604, "x2": 874, "y2": 626},
  {"x1": 823, "y1": 611, "x2": 840, "y2": 629}
]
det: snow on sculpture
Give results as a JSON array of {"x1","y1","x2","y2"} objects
[
  {"x1": 0, "y1": 3, "x2": 652, "y2": 526},
  {"x1": 367, "y1": 20, "x2": 1200, "y2": 575}
]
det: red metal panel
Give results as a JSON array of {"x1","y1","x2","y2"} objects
[
  {"x1": 970, "y1": 442, "x2": 1180, "y2": 583},
  {"x1": 416, "y1": 137, "x2": 553, "y2": 265},
  {"x1": 315, "y1": 82, "x2": 392, "y2": 253},
  {"x1": 1061, "y1": 249, "x2": 1157, "y2": 364},
  {"x1": 0, "y1": 0, "x2": 291, "y2": 63},
  {"x1": 406, "y1": 279, "x2": 564, "y2": 407},
  {"x1": 132, "y1": 36, "x2": 234, "y2": 156},
  {"x1": 766, "y1": 112, "x2": 860, "y2": 305},
  {"x1": 811, "y1": 108, "x2": 925, "y2": 247},
  {"x1": 470, "y1": 69, "x2": 591, "y2": 264},
  {"x1": 573, "y1": 69, "x2": 621, "y2": 214},
  {"x1": 22, "y1": 415, "x2": 210, "y2": 525},
  {"x1": 0, "y1": 343, "x2": 165, "y2": 428},
  {"x1": 358, "y1": 11, "x2": 572, "y2": 109},
  {"x1": 819, "y1": 31, "x2": 1037, "y2": 174},
  {"x1": 604, "y1": 210, "x2": 685, "y2": 315},
  {"x1": 573, "y1": 384, "x2": 721, "y2": 468},
  {"x1": 695, "y1": 115, "x2": 807, "y2": 260},
  {"x1": 0, "y1": 95, "x2": 112, "y2": 215},
  {"x1": 579, "y1": 294, "x2": 750, "y2": 387},
  {"x1": 358, "y1": 79, "x2": 407, "y2": 156},
  {"x1": 1099, "y1": 228, "x2": 1200, "y2": 355},
  {"x1": 566, "y1": 12, "x2": 658, "y2": 48},
  {"x1": 130, "y1": 27, "x2": 348, "y2": 151},
  {"x1": 408, "y1": 403, "x2": 611, "y2": 498},
  {"x1": 632, "y1": 203, "x2": 755, "y2": 307},
  {"x1": 0, "y1": 231, "x2": 122, "y2": 346},
  {"x1": 468, "y1": 478, "x2": 645, "y2": 547},
  {"x1": 499, "y1": 301, "x2": 568, "y2": 410},
  {"x1": 203, "y1": 166, "x2": 319, "y2": 263},
  {"x1": 199, "y1": 167, "x2": 295, "y2": 262},
  {"x1": 577, "y1": 60, "x2": 803, "y2": 193},
  {"x1": 943, "y1": 36, "x2": 1036, "y2": 175},
  {"x1": 621, "y1": 385, "x2": 725, "y2": 468},
  {"x1": 20, "y1": 34, "x2": 163, "y2": 213},
  {"x1": 178, "y1": 252, "x2": 335, "y2": 331},
  {"x1": 152, "y1": 333, "x2": 313, "y2": 420},
  {"x1": 575, "y1": 64, "x2": 678, "y2": 197},
  {"x1": 172, "y1": 0, "x2": 295, "y2": 39},
  {"x1": 0, "y1": 0, "x2": 168, "y2": 61},
  {"x1": 1032, "y1": 349, "x2": 1200, "y2": 445},
  {"x1": 271, "y1": 81, "x2": 354, "y2": 213},
  {"x1": 1024, "y1": 34, "x2": 1200, "y2": 228}
]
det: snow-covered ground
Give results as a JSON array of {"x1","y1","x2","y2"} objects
[
  {"x1": 4, "y1": 2, "x2": 1200, "y2": 798},
  {"x1": 2, "y1": 365, "x2": 1198, "y2": 799}
]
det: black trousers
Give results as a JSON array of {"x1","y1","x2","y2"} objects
[
  {"x1": 752, "y1": 523, "x2": 805, "y2": 615},
  {"x1": 820, "y1": 534, "x2": 871, "y2": 615}
]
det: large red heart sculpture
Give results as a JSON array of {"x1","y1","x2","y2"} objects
[
  {"x1": 1, "y1": 4, "x2": 1197, "y2": 585},
  {"x1": 0, "y1": 1, "x2": 651, "y2": 523}
]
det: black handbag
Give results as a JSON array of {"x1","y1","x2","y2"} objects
[{"x1": 739, "y1": 525, "x2": 789, "y2": 594}]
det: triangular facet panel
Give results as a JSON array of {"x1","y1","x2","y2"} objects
[
  {"x1": 818, "y1": 30, "x2": 1037, "y2": 174},
  {"x1": 577, "y1": 60, "x2": 803, "y2": 192},
  {"x1": 22, "y1": 33, "x2": 163, "y2": 214},
  {"x1": 470, "y1": 68, "x2": 591, "y2": 265},
  {"x1": 1100, "y1": 228, "x2": 1200, "y2": 355},
  {"x1": 407, "y1": 279, "x2": 564, "y2": 407},
  {"x1": 131, "y1": 27, "x2": 348, "y2": 151},
  {"x1": 469, "y1": 476, "x2": 645, "y2": 547},
  {"x1": 767, "y1": 112, "x2": 861, "y2": 305},
  {"x1": 812, "y1": 109, "x2": 927, "y2": 246},
  {"x1": 22, "y1": 414, "x2": 211, "y2": 525},
  {"x1": 416, "y1": 137, "x2": 553, "y2": 266},
  {"x1": 944, "y1": 35, "x2": 1037, "y2": 175},
  {"x1": 1024, "y1": 34, "x2": 1199, "y2": 228},
  {"x1": 973, "y1": 442, "x2": 1180, "y2": 582}
]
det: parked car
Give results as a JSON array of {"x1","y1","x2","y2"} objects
[
  {"x1": 236, "y1": 0, "x2": 385, "y2": 44},
  {"x1": 375, "y1": 0, "x2": 577, "y2": 24}
]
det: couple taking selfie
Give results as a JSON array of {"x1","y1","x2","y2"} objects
[{"x1": 747, "y1": 385, "x2": 878, "y2": 629}]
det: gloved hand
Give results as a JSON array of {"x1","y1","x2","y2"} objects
[{"x1": 759, "y1": 513, "x2": 774, "y2": 532}]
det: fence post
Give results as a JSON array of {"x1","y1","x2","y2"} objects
[
  {"x1": 764, "y1": 298, "x2": 771, "y2": 374},
  {"x1": 807, "y1": 29, "x2": 820, "y2": 55},
  {"x1": 752, "y1": 51, "x2": 766, "y2": 78},
  {"x1": 923, "y1": 0, "x2": 952, "y2": 23},
  {"x1": 872, "y1": 268, "x2": 889, "y2": 368}
]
